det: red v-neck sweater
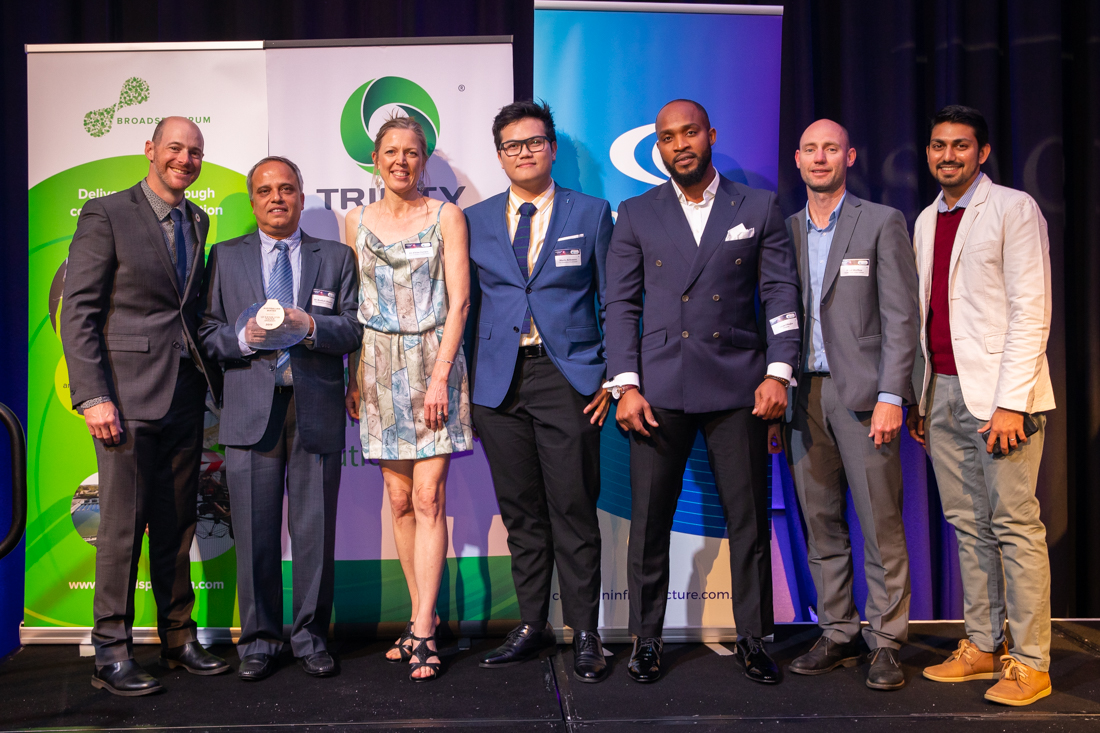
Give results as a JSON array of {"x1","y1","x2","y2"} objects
[{"x1": 927, "y1": 208, "x2": 965, "y2": 376}]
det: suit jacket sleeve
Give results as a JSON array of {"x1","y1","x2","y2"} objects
[
  {"x1": 197, "y1": 243, "x2": 245, "y2": 364},
  {"x1": 593, "y1": 199, "x2": 614, "y2": 360},
  {"x1": 876, "y1": 209, "x2": 920, "y2": 401},
  {"x1": 758, "y1": 193, "x2": 801, "y2": 370},
  {"x1": 992, "y1": 196, "x2": 1051, "y2": 412},
  {"x1": 604, "y1": 201, "x2": 645, "y2": 377},
  {"x1": 307, "y1": 244, "x2": 363, "y2": 356},
  {"x1": 59, "y1": 199, "x2": 117, "y2": 406}
]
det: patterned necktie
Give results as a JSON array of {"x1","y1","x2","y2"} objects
[
  {"x1": 169, "y1": 208, "x2": 187, "y2": 291},
  {"x1": 512, "y1": 201, "x2": 537, "y2": 334},
  {"x1": 268, "y1": 240, "x2": 294, "y2": 385}
]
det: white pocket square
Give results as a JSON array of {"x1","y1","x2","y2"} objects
[{"x1": 725, "y1": 224, "x2": 755, "y2": 241}]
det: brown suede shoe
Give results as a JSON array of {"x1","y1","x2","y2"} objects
[
  {"x1": 923, "y1": 639, "x2": 1007, "y2": 682},
  {"x1": 984, "y1": 656, "x2": 1052, "y2": 706}
]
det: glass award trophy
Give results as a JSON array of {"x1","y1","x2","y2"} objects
[{"x1": 234, "y1": 299, "x2": 310, "y2": 350}]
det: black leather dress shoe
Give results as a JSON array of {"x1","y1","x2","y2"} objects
[
  {"x1": 91, "y1": 659, "x2": 163, "y2": 696},
  {"x1": 479, "y1": 623, "x2": 556, "y2": 668},
  {"x1": 238, "y1": 653, "x2": 276, "y2": 681},
  {"x1": 299, "y1": 650, "x2": 338, "y2": 678},
  {"x1": 789, "y1": 636, "x2": 862, "y2": 676},
  {"x1": 161, "y1": 641, "x2": 231, "y2": 675},
  {"x1": 734, "y1": 637, "x2": 781, "y2": 684},
  {"x1": 866, "y1": 647, "x2": 905, "y2": 690},
  {"x1": 572, "y1": 630, "x2": 608, "y2": 683},
  {"x1": 627, "y1": 637, "x2": 662, "y2": 683}
]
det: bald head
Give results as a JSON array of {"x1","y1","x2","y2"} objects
[
  {"x1": 657, "y1": 99, "x2": 710, "y2": 132},
  {"x1": 795, "y1": 118, "x2": 855, "y2": 195},
  {"x1": 152, "y1": 116, "x2": 203, "y2": 146}
]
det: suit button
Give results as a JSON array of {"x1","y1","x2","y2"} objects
[
  {"x1": 713, "y1": 332, "x2": 720, "y2": 338},
  {"x1": 682, "y1": 331, "x2": 689, "y2": 338},
  {"x1": 681, "y1": 295, "x2": 689, "y2": 302},
  {"x1": 656, "y1": 260, "x2": 662, "y2": 267},
  {"x1": 269, "y1": 364, "x2": 276, "y2": 371},
  {"x1": 514, "y1": 326, "x2": 520, "y2": 333},
  {"x1": 526, "y1": 287, "x2": 532, "y2": 294},
  {"x1": 713, "y1": 295, "x2": 720, "y2": 301},
  {"x1": 735, "y1": 258, "x2": 742, "y2": 265},
  {"x1": 172, "y1": 341, "x2": 181, "y2": 349}
]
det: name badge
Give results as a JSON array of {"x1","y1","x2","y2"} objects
[
  {"x1": 311, "y1": 289, "x2": 336, "y2": 309},
  {"x1": 769, "y1": 312, "x2": 799, "y2": 335},
  {"x1": 403, "y1": 241, "x2": 434, "y2": 260},
  {"x1": 554, "y1": 248, "x2": 582, "y2": 267},
  {"x1": 840, "y1": 258, "x2": 870, "y2": 277}
]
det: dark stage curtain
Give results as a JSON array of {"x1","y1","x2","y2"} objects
[{"x1": 0, "y1": 1, "x2": 1096, "y2": 629}]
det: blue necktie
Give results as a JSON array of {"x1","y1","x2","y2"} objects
[
  {"x1": 169, "y1": 208, "x2": 187, "y2": 291},
  {"x1": 268, "y1": 240, "x2": 294, "y2": 385},
  {"x1": 512, "y1": 202, "x2": 537, "y2": 334}
]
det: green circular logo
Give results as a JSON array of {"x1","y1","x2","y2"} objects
[{"x1": 340, "y1": 77, "x2": 440, "y2": 174}]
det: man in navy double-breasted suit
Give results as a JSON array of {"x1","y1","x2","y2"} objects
[
  {"x1": 465, "y1": 101, "x2": 614, "y2": 684},
  {"x1": 605, "y1": 100, "x2": 801, "y2": 685}
]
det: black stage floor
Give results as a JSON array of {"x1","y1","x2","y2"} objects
[{"x1": 2, "y1": 622, "x2": 1099, "y2": 732}]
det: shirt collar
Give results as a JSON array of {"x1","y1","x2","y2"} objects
[
  {"x1": 806, "y1": 192, "x2": 847, "y2": 233},
  {"x1": 672, "y1": 170, "x2": 720, "y2": 208},
  {"x1": 140, "y1": 179, "x2": 187, "y2": 221},
  {"x1": 937, "y1": 171, "x2": 985, "y2": 213},
  {"x1": 508, "y1": 178, "x2": 556, "y2": 215},
  {"x1": 258, "y1": 227, "x2": 303, "y2": 253}
]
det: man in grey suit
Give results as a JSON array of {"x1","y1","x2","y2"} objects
[
  {"x1": 775, "y1": 119, "x2": 918, "y2": 690},
  {"x1": 61, "y1": 116, "x2": 230, "y2": 696},
  {"x1": 200, "y1": 156, "x2": 361, "y2": 682}
]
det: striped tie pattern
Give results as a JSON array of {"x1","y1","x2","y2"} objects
[
  {"x1": 268, "y1": 240, "x2": 294, "y2": 385},
  {"x1": 512, "y1": 201, "x2": 537, "y2": 334}
]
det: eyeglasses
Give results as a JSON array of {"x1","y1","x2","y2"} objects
[{"x1": 498, "y1": 136, "x2": 551, "y2": 157}]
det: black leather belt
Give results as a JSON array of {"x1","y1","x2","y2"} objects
[
  {"x1": 274, "y1": 385, "x2": 294, "y2": 394},
  {"x1": 520, "y1": 344, "x2": 547, "y2": 359},
  {"x1": 803, "y1": 372, "x2": 830, "y2": 379}
]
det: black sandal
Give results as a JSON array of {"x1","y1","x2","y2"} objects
[
  {"x1": 408, "y1": 632, "x2": 441, "y2": 681},
  {"x1": 386, "y1": 621, "x2": 414, "y2": 664}
]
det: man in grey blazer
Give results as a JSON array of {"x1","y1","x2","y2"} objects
[
  {"x1": 200, "y1": 156, "x2": 360, "y2": 681},
  {"x1": 61, "y1": 117, "x2": 230, "y2": 696},
  {"x1": 776, "y1": 119, "x2": 918, "y2": 690}
]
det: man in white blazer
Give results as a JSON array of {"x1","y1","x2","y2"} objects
[{"x1": 906, "y1": 105, "x2": 1055, "y2": 707}]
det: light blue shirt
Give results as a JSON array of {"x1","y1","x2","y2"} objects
[
  {"x1": 937, "y1": 171, "x2": 985, "y2": 213},
  {"x1": 804, "y1": 195, "x2": 900, "y2": 407},
  {"x1": 238, "y1": 227, "x2": 304, "y2": 355}
]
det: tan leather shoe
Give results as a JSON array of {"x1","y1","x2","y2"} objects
[
  {"x1": 923, "y1": 639, "x2": 1007, "y2": 682},
  {"x1": 984, "y1": 656, "x2": 1052, "y2": 706}
]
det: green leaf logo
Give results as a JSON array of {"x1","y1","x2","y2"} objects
[
  {"x1": 83, "y1": 77, "x2": 150, "y2": 138},
  {"x1": 339, "y1": 77, "x2": 440, "y2": 174}
]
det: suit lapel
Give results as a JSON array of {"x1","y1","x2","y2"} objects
[
  {"x1": 496, "y1": 191, "x2": 527, "y2": 283},
  {"x1": 242, "y1": 232, "x2": 266, "y2": 304},
  {"x1": 297, "y1": 232, "x2": 321, "y2": 309},
  {"x1": 651, "y1": 182, "x2": 698, "y2": 266},
  {"x1": 684, "y1": 177, "x2": 740, "y2": 291},
  {"x1": 180, "y1": 200, "x2": 205, "y2": 300},
  {"x1": 130, "y1": 184, "x2": 182, "y2": 299},
  {"x1": 529, "y1": 187, "x2": 574, "y2": 282},
  {"x1": 820, "y1": 195, "x2": 861, "y2": 297},
  {"x1": 948, "y1": 175, "x2": 991, "y2": 281}
]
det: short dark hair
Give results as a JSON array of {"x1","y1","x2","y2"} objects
[
  {"x1": 930, "y1": 105, "x2": 989, "y2": 149},
  {"x1": 492, "y1": 100, "x2": 556, "y2": 150},
  {"x1": 660, "y1": 99, "x2": 711, "y2": 130},
  {"x1": 246, "y1": 156, "x2": 304, "y2": 199}
]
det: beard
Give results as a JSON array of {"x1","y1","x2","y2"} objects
[{"x1": 663, "y1": 145, "x2": 713, "y2": 189}]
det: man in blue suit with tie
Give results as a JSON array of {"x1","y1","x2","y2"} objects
[
  {"x1": 200, "y1": 156, "x2": 361, "y2": 682},
  {"x1": 605, "y1": 100, "x2": 801, "y2": 685},
  {"x1": 465, "y1": 101, "x2": 614, "y2": 683}
]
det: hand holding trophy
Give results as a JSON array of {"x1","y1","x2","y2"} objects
[{"x1": 236, "y1": 298, "x2": 311, "y2": 350}]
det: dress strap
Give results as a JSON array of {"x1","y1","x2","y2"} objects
[
  {"x1": 359, "y1": 205, "x2": 367, "y2": 227},
  {"x1": 435, "y1": 202, "x2": 444, "y2": 226}
]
